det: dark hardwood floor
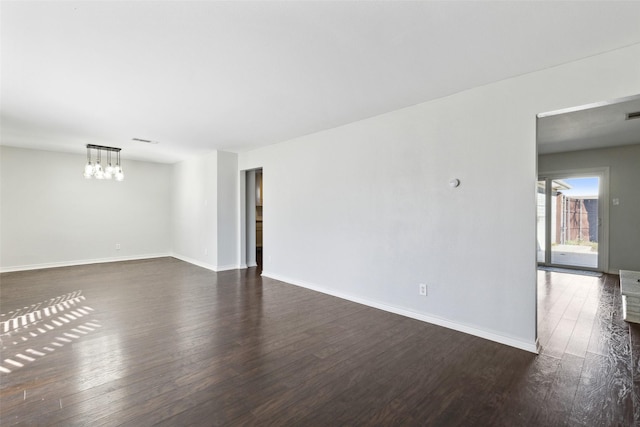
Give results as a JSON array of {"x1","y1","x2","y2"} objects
[{"x1": 0, "y1": 258, "x2": 636, "y2": 425}]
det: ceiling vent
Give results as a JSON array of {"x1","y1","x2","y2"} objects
[
  {"x1": 132, "y1": 138, "x2": 159, "y2": 144},
  {"x1": 626, "y1": 111, "x2": 640, "y2": 120}
]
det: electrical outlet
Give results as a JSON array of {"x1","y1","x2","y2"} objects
[
  {"x1": 419, "y1": 283, "x2": 427, "y2": 296},
  {"x1": 115, "y1": 243, "x2": 121, "y2": 250}
]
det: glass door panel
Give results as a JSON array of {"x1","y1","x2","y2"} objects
[{"x1": 549, "y1": 177, "x2": 599, "y2": 269}]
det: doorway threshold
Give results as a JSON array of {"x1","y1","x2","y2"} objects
[{"x1": 538, "y1": 266, "x2": 603, "y2": 277}]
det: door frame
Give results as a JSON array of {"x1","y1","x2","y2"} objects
[{"x1": 537, "y1": 167, "x2": 610, "y2": 272}]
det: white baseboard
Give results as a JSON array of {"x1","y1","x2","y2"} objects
[
  {"x1": 247, "y1": 262, "x2": 258, "y2": 268},
  {"x1": 2, "y1": 252, "x2": 247, "y2": 275},
  {"x1": 170, "y1": 253, "x2": 242, "y2": 273},
  {"x1": 215, "y1": 264, "x2": 241, "y2": 272},
  {"x1": 0, "y1": 253, "x2": 172, "y2": 273},
  {"x1": 261, "y1": 270, "x2": 539, "y2": 354}
]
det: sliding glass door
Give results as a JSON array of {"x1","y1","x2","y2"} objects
[{"x1": 537, "y1": 174, "x2": 603, "y2": 270}]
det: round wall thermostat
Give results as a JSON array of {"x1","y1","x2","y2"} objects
[{"x1": 449, "y1": 178, "x2": 460, "y2": 188}]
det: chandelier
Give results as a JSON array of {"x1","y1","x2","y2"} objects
[{"x1": 83, "y1": 144, "x2": 124, "y2": 181}]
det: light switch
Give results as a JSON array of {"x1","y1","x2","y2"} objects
[{"x1": 613, "y1": 198, "x2": 620, "y2": 206}]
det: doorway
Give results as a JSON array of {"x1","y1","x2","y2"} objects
[
  {"x1": 537, "y1": 171, "x2": 606, "y2": 271},
  {"x1": 255, "y1": 170, "x2": 263, "y2": 269},
  {"x1": 244, "y1": 168, "x2": 263, "y2": 270}
]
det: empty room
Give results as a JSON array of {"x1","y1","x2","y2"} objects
[{"x1": 2, "y1": 1, "x2": 640, "y2": 425}]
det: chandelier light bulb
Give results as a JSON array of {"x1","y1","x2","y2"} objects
[
  {"x1": 104, "y1": 150, "x2": 114, "y2": 179},
  {"x1": 94, "y1": 162, "x2": 104, "y2": 179},
  {"x1": 84, "y1": 146, "x2": 94, "y2": 178},
  {"x1": 84, "y1": 162, "x2": 94, "y2": 178},
  {"x1": 115, "y1": 166, "x2": 124, "y2": 181}
]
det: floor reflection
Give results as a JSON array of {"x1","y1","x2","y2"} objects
[{"x1": 0, "y1": 290, "x2": 99, "y2": 374}]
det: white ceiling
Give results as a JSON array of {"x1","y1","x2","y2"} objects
[
  {"x1": 538, "y1": 94, "x2": 640, "y2": 154},
  {"x1": 2, "y1": 1, "x2": 640, "y2": 163}
]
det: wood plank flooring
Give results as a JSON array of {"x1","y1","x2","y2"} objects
[{"x1": 0, "y1": 258, "x2": 636, "y2": 425}]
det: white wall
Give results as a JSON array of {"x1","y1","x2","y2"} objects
[
  {"x1": 539, "y1": 144, "x2": 640, "y2": 272},
  {"x1": 216, "y1": 151, "x2": 239, "y2": 269},
  {"x1": 171, "y1": 151, "x2": 218, "y2": 267},
  {"x1": 0, "y1": 146, "x2": 172, "y2": 271},
  {"x1": 239, "y1": 43, "x2": 640, "y2": 352},
  {"x1": 171, "y1": 150, "x2": 239, "y2": 271}
]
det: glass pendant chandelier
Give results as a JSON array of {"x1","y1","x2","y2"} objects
[{"x1": 83, "y1": 144, "x2": 124, "y2": 181}]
